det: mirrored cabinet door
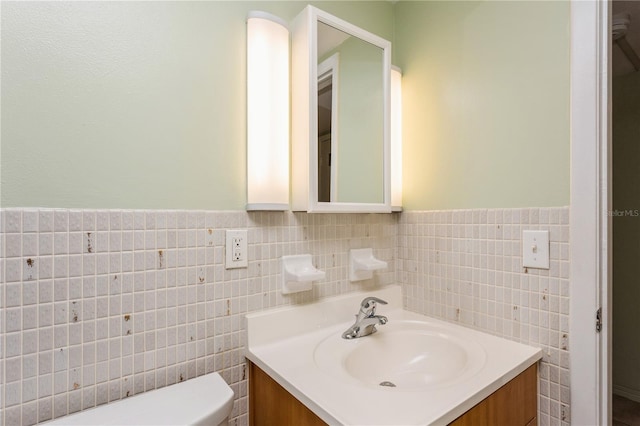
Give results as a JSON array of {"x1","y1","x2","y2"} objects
[{"x1": 292, "y1": 5, "x2": 392, "y2": 213}]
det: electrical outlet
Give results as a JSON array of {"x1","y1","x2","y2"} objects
[{"x1": 225, "y1": 230, "x2": 248, "y2": 269}]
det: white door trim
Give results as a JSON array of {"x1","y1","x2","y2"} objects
[{"x1": 569, "y1": 1, "x2": 610, "y2": 424}]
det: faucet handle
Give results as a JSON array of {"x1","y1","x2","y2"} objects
[{"x1": 360, "y1": 297, "x2": 388, "y2": 315}]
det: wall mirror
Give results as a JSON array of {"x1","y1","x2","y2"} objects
[{"x1": 292, "y1": 5, "x2": 392, "y2": 213}]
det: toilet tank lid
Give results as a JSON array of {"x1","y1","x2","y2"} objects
[{"x1": 45, "y1": 372, "x2": 234, "y2": 425}]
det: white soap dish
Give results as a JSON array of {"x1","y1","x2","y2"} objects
[
  {"x1": 281, "y1": 254, "x2": 326, "y2": 294},
  {"x1": 349, "y1": 248, "x2": 387, "y2": 282}
]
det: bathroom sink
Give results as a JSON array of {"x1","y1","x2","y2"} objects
[
  {"x1": 246, "y1": 286, "x2": 542, "y2": 425},
  {"x1": 314, "y1": 320, "x2": 486, "y2": 390}
]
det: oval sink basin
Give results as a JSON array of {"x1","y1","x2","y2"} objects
[{"x1": 314, "y1": 320, "x2": 486, "y2": 391}]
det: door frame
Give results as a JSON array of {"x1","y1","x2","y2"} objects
[{"x1": 569, "y1": 0, "x2": 611, "y2": 424}]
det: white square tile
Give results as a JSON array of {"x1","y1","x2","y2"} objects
[
  {"x1": 6, "y1": 333, "x2": 22, "y2": 357},
  {"x1": 68, "y1": 255, "x2": 83, "y2": 278},
  {"x1": 6, "y1": 308, "x2": 22, "y2": 332},
  {"x1": 38, "y1": 374, "x2": 53, "y2": 398},
  {"x1": 167, "y1": 211, "x2": 178, "y2": 229},
  {"x1": 6, "y1": 283, "x2": 22, "y2": 307},
  {"x1": 6, "y1": 233, "x2": 22, "y2": 257},
  {"x1": 69, "y1": 276, "x2": 83, "y2": 300},
  {"x1": 38, "y1": 326, "x2": 54, "y2": 352},
  {"x1": 96, "y1": 232, "x2": 109, "y2": 253},
  {"x1": 97, "y1": 211, "x2": 110, "y2": 231},
  {"x1": 5, "y1": 357, "x2": 22, "y2": 382},
  {"x1": 4, "y1": 381, "x2": 22, "y2": 407},
  {"x1": 53, "y1": 370, "x2": 69, "y2": 397},
  {"x1": 123, "y1": 211, "x2": 135, "y2": 230},
  {"x1": 69, "y1": 232, "x2": 83, "y2": 255},
  {"x1": 106, "y1": 211, "x2": 122, "y2": 231},
  {"x1": 122, "y1": 231, "x2": 134, "y2": 251},
  {"x1": 146, "y1": 211, "x2": 157, "y2": 230},
  {"x1": 69, "y1": 388, "x2": 83, "y2": 414},
  {"x1": 23, "y1": 306, "x2": 37, "y2": 330},
  {"x1": 53, "y1": 393, "x2": 68, "y2": 418},
  {"x1": 156, "y1": 212, "x2": 167, "y2": 229},
  {"x1": 39, "y1": 210, "x2": 54, "y2": 232},
  {"x1": 23, "y1": 233, "x2": 38, "y2": 257},
  {"x1": 145, "y1": 230, "x2": 156, "y2": 249},
  {"x1": 96, "y1": 254, "x2": 109, "y2": 275},
  {"x1": 6, "y1": 258, "x2": 22, "y2": 282},
  {"x1": 40, "y1": 233, "x2": 54, "y2": 256},
  {"x1": 38, "y1": 396, "x2": 54, "y2": 423},
  {"x1": 22, "y1": 377, "x2": 37, "y2": 402},
  {"x1": 134, "y1": 211, "x2": 145, "y2": 230},
  {"x1": 176, "y1": 212, "x2": 187, "y2": 230},
  {"x1": 69, "y1": 210, "x2": 83, "y2": 232},
  {"x1": 5, "y1": 210, "x2": 21, "y2": 232},
  {"x1": 110, "y1": 232, "x2": 122, "y2": 252},
  {"x1": 23, "y1": 330, "x2": 38, "y2": 354},
  {"x1": 23, "y1": 209, "x2": 39, "y2": 232},
  {"x1": 83, "y1": 211, "x2": 96, "y2": 231},
  {"x1": 54, "y1": 325, "x2": 68, "y2": 349},
  {"x1": 134, "y1": 231, "x2": 145, "y2": 251},
  {"x1": 54, "y1": 210, "x2": 69, "y2": 232}
]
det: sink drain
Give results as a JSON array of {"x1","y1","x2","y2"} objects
[{"x1": 379, "y1": 381, "x2": 396, "y2": 387}]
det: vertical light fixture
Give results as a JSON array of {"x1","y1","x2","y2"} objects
[
  {"x1": 391, "y1": 66, "x2": 403, "y2": 211},
  {"x1": 246, "y1": 12, "x2": 290, "y2": 211}
]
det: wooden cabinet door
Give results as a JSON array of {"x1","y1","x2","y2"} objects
[
  {"x1": 449, "y1": 364, "x2": 538, "y2": 426},
  {"x1": 249, "y1": 361, "x2": 538, "y2": 426},
  {"x1": 249, "y1": 362, "x2": 327, "y2": 426}
]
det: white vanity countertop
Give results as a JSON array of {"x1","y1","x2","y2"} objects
[{"x1": 245, "y1": 286, "x2": 542, "y2": 425}]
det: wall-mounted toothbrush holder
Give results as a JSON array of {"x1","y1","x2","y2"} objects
[
  {"x1": 349, "y1": 248, "x2": 387, "y2": 282},
  {"x1": 281, "y1": 254, "x2": 326, "y2": 294}
]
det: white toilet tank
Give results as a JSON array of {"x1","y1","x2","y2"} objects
[{"x1": 46, "y1": 373, "x2": 234, "y2": 426}]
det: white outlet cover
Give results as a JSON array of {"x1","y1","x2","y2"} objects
[
  {"x1": 522, "y1": 230, "x2": 550, "y2": 269},
  {"x1": 225, "y1": 229, "x2": 248, "y2": 269}
]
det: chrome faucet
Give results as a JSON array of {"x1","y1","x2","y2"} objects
[{"x1": 342, "y1": 297, "x2": 388, "y2": 339}]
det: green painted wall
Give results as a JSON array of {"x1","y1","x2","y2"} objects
[
  {"x1": 394, "y1": 1, "x2": 570, "y2": 210},
  {"x1": 2, "y1": 1, "x2": 570, "y2": 210},
  {"x1": 1, "y1": 1, "x2": 393, "y2": 209}
]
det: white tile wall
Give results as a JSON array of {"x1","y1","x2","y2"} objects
[
  {"x1": 1, "y1": 207, "x2": 571, "y2": 426},
  {"x1": 397, "y1": 208, "x2": 570, "y2": 426},
  {"x1": 0, "y1": 209, "x2": 397, "y2": 426}
]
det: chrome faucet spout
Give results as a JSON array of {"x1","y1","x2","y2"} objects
[{"x1": 342, "y1": 297, "x2": 388, "y2": 339}]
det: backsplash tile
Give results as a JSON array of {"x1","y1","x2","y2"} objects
[
  {"x1": 1, "y1": 209, "x2": 396, "y2": 426},
  {"x1": 1, "y1": 207, "x2": 570, "y2": 426},
  {"x1": 397, "y1": 208, "x2": 570, "y2": 426}
]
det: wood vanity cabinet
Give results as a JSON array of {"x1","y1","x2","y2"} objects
[
  {"x1": 249, "y1": 362, "x2": 326, "y2": 426},
  {"x1": 248, "y1": 361, "x2": 538, "y2": 426},
  {"x1": 449, "y1": 364, "x2": 538, "y2": 426}
]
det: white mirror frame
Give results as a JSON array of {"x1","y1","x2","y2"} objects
[{"x1": 291, "y1": 5, "x2": 392, "y2": 213}]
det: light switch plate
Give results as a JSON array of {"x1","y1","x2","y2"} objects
[{"x1": 522, "y1": 230, "x2": 550, "y2": 269}]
